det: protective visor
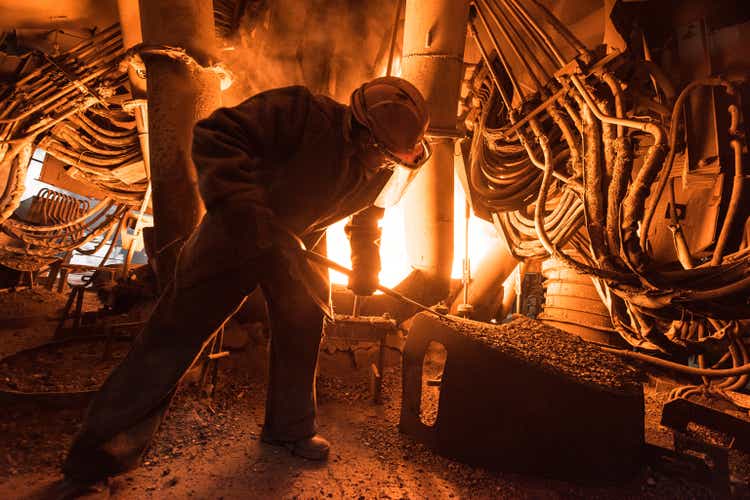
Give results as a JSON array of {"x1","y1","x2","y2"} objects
[{"x1": 372, "y1": 139, "x2": 432, "y2": 208}]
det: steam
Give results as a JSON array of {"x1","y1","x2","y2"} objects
[{"x1": 220, "y1": 0, "x2": 401, "y2": 106}]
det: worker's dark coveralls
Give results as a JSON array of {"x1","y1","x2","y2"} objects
[{"x1": 63, "y1": 87, "x2": 391, "y2": 481}]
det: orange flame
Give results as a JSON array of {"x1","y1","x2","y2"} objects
[{"x1": 326, "y1": 174, "x2": 497, "y2": 289}]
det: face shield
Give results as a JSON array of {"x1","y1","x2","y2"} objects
[{"x1": 372, "y1": 138, "x2": 432, "y2": 208}]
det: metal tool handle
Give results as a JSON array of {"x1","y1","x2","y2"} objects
[
  {"x1": 300, "y1": 248, "x2": 452, "y2": 321},
  {"x1": 269, "y1": 222, "x2": 452, "y2": 321}
]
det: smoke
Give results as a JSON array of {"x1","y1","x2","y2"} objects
[{"x1": 220, "y1": 0, "x2": 401, "y2": 106}]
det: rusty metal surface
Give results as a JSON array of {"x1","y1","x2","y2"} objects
[
  {"x1": 539, "y1": 254, "x2": 623, "y2": 345},
  {"x1": 400, "y1": 0, "x2": 470, "y2": 301},
  {"x1": 661, "y1": 396, "x2": 750, "y2": 453},
  {"x1": 400, "y1": 312, "x2": 645, "y2": 480},
  {"x1": 138, "y1": 0, "x2": 221, "y2": 288},
  {"x1": 659, "y1": 394, "x2": 750, "y2": 496},
  {"x1": 323, "y1": 313, "x2": 398, "y2": 403}
]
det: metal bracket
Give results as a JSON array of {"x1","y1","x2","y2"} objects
[{"x1": 661, "y1": 396, "x2": 750, "y2": 453}]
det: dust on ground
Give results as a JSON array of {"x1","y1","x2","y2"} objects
[{"x1": 0, "y1": 287, "x2": 748, "y2": 499}]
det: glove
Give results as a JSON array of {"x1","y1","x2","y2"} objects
[
  {"x1": 346, "y1": 227, "x2": 381, "y2": 296},
  {"x1": 348, "y1": 264, "x2": 380, "y2": 296},
  {"x1": 346, "y1": 207, "x2": 384, "y2": 296},
  {"x1": 348, "y1": 252, "x2": 380, "y2": 295}
]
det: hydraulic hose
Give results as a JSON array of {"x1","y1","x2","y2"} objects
[{"x1": 602, "y1": 346, "x2": 750, "y2": 378}]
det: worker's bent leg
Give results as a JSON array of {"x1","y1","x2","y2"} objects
[
  {"x1": 260, "y1": 249, "x2": 327, "y2": 442},
  {"x1": 63, "y1": 211, "x2": 262, "y2": 482}
]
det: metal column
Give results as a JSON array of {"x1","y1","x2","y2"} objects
[
  {"x1": 138, "y1": 0, "x2": 221, "y2": 288},
  {"x1": 116, "y1": 0, "x2": 150, "y2": 164},
  {"x1": 400, "y1": 0, "x2": 470, "y2": 300}
]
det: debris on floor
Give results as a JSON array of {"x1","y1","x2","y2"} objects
[
  {"x1": 401, "y1": 313, "x2": 645, "y2": 480},
  {"x1": 0, "y1": 289, "x2": 748, "y2": 498}
]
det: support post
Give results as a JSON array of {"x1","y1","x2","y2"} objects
[
  {"x1": 116, "y1": 0, "x2": 147, "y2": 99},
  {"x1": 400, "y1": 0, "x2": 470, "y2": 301},
  {"x1": 138, "y1": 0, "x2": 221, "y2": 289},
  {"x1": 449, "y1": 233, "x2": 518, "y2": 321},
  {"x1": 118, "y1": 0, "x2": 151, "y2": 279}
]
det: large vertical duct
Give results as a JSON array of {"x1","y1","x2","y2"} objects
[
  {"x1": 138, "y1": 0, "x2": 221, "y2": 288},
  {"x1": 400, "y1": 0, "x2": 470, "y2": 301},
  {"x1": 117, "y1": 1, "x2": 149, "y2": 181},
  {"x1": 117, "y1": 1, "x2": 149, "y2": 177}
]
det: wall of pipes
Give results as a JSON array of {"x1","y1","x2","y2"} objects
[{"x1": 461, "y1": 0, "x2": 750, "y2": 392}]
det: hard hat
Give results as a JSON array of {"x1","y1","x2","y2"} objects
[{"x1": 350, "y1": 76, "x2": 430, "y2": 156}]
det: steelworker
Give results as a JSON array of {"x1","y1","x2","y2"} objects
[{"x1": 61, "y1": 76, "x2": 431, "y2": 483}]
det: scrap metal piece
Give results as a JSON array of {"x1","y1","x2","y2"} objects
[
  {"x1": 661, "y1": 396, "x2": 750, "y2": 453},
  {"x1": 659, "y1": 395, "x2": 750, "y2": 497}
]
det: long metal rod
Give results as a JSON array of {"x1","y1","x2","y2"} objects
[
  {"x1": 467, "y1": 20, "x2": 513, "y2": 109},
  {"x1": 602, "y1": 346, "x2": 750, "y2": 377},
  {"x1": 528, "y1": 0, "x2": 588, "y2": 56},
  {"x1": 301, "y1": 249, "x2": 452, "y2": 321},
  {"x1": 506, "y1": 0, "x2": 565, "y2": 66},
  {"x1": 471, "y1": 2, "x2": 523, "y2": 100},
  {"x1": 476, "y1": 0, "x2": 543, "y2": 92},
  {"x1": 500, "y1": 0, "x2": 561, "y2": 69},
  {"x1": 486, "y1": 0, "x2": 551, "y2": 86},
  {"x1": 461, "y1": 198, "x2": 471, "y2": 309}
]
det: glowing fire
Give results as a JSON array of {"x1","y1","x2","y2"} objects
[
  {"x1": 326, "y1": 60, "x2": 497, "y2": 289},
  {"x1": 326, "y1": 174, "x2": 497, "y2": 289}
]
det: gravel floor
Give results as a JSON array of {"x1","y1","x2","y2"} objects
[{"x1": 0, "y1": 288, "x2": 748, "y2": 499}]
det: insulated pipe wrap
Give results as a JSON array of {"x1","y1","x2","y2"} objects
[
  {"x1": 403, "y1": 140, "x2": 454, "y2": 297},
  {"x1": 138, "y1": 0, "x2": 221, "y2": 288}
]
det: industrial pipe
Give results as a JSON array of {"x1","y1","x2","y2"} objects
[
  {"x1": 116, "y1": 0, "x2": 147, "y2": 99},
  {"x1": 138, "y1": 0, "x2": 222, "y2": 289},
  {"x1": 400, "y1": 0, "x2": 470, "y2": 303}
]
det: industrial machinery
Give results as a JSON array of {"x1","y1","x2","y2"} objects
[
  {"x1": 0, "y1": 0, "x2": 748, "y2": 488},
  {"x1": 459, "y1": 0, "x2": 750, "y2": 397}
]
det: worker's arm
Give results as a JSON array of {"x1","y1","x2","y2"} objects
[
  {"x1": 191, "y1": 86, "x2": 314, "y2": 210},
  {"x1": 345, "y1": 205, "x2": 385, "y2": 296}
]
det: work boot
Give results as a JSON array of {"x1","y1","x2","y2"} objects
[
  {"x1": 260, "y1": 433, "x2": 331, "y2": 461},
  {"x1": 33, "y1": 477, "x2": 110, "y2": 500}
]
